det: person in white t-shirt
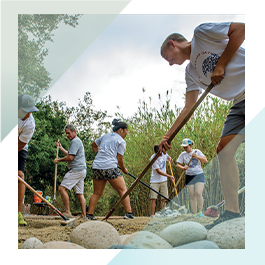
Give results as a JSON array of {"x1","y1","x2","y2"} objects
[
  {"x1": 150, "y1": 145, "x2": 174, "y2": 217},
  {"x1": 18, "y1": 94, "x2": 39, "y2": 226},
  {"x1": 176, "y1": 138, "x2": 208, "y2": 217},
  {"x1": 159, "y1": 22, "x2": 245, "y2": 229},
  {"x1": 88, "y1": 119, "x2": 135, "y2": 220}
]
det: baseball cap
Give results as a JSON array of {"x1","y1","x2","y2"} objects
[
  {"x1": 181, "y1": 138, "x2": 193, "y2": 147},
  {"x1": 18, "y1": 94, "x2": 39, "y2": 113}
]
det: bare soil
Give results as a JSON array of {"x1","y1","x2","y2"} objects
[{"x1": 18, "y1": 213, "x2": 217, "y2": 249}]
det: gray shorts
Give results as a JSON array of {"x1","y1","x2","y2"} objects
[
  {"x1": 60, "y1": 169, "x2": 86, "y2": 194},
  {"x1": 221, "y1": 99, "x2": 245, "y2": 138}
]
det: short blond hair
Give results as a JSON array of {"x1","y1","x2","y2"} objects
[{"x1": 160, "y1": 33, "x2": 187, "y2": 56}]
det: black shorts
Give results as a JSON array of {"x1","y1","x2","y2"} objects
[
  {"x1": 18, "y1": 150, "x2": 28, "y2": 173},
  {"x1": 92, "y1": 168, "x2": 123, "y2": 180},
  {"x1": 185, "y1": 173, "x2": 205, "y2": 186},
  {"x1": 221, "y1": 99, "x2": 245, "y2": 138}
]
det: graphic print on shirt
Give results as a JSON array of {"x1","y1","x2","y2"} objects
[
  {"x1": 159, "y1": 159, "x2": 166, "y2": 170},
  {"x1": 188, "y1": 157, "x2": 198, "y2": 168},
  {"x1": 194, "y1": 51, "x2": 221, "y2": 87}
]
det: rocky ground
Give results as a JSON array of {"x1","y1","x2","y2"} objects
[{"x1": 18, "y1": 213, "x2": 217, "y2": 249}]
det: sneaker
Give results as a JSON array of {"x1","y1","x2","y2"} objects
[
  {"x1": 18, "y1": 212, "x2": 27, "y2": 226},
  {"x1": 198, "y1": 211, "x2": 204, "y2": 217},
  {"x1": 193, "y1": 213, "x2": 197, "y2": 217},
  {"x1": 87, "y1": 214, "x2": 98, "y2": 220},
  {"x1": 205, "y1": 211, "x2": 241, "y2": 230},
  {"x1": 124, "y1": 212, "x2": 135, "y2": 220},
  {"x1": 63, "y1": 212, "x2": 73, "y2": 218},
  {"x1": 150, "y1": 215, "x2": 155, "y2": 218}
]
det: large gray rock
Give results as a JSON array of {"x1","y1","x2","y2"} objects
[
  {"x1": 173, "y1": 240, "x2": 219, "y2": 249},
  {"x1": 159, "y1": 221, "x2": 207, "y2": 246},
  {"x1": 126, "y1": 231, "x2": 173, "y2": 249},
  {"x1": 70, "y1": 220, "x2": 121, "y2": 249},
  {"x1": 22, "y1": 237, "x2": 43, "y2": 249},
  {"x1": 122, "y1": 232, "x2": 139, "y2": 245},
  {"x1": 38, "y1": 241, "x2": 85, "y2": 249},
  {"x1": 120, "y1": 234, "x2": 131, "y2": 244},
  {"x1": 108, "y1": 244, "x2": 140, "y2": 249},
  {"x1": 207, "y1": 217, "x2": 245, "y2": 249}
]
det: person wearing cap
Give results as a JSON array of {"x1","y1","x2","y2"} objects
[
  {"x1": 18, "y1": 94, "x2": 39, "y2": 226},
  {"x1": 54, "y1": 124, "x2": 87, "y2": 219},
  {"x1": 88, "y1": 119, "x2": 135, "y2": 220},
  {"x1": 150, "y1": 145, "x2": 174, "y2": 217},
  {"x1": 159, "y1": 22, "x2": 245, "y2": 229},
  {"x1": 176, "y1": 138, "x2": 208, "y2": 217}
]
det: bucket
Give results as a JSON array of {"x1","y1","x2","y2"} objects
[{"x1": 34, "y1": 191, "x2": 42, "y2": 203}]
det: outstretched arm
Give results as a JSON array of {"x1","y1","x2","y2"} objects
[{"x1": 211, "y1": 22, "x2": 245, "y2": 85}]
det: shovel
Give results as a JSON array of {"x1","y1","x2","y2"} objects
[{"x1": 54, "y1": 139, "x2": 59, "y2": 200}]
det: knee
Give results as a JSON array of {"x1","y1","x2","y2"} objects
[
  {"x1": 195, "y1": 191, "x2": 202, "y2": 198},
  {"x1": 58, "y1": 185, "x2": 66, "y2": 193}
]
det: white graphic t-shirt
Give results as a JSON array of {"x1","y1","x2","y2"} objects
[
  {"x1": 150, "y1": 153, "x2": 169, "y2": 183},
  {"x1": 92, "y1": 133, "x2": 126, "y2": 170},
  {"x1": 18, "y1": 114, "x2": 36, "y2": 152},
  {"x1": 176, "y1": 149, "x2": 205, "y2": 175},
  {"x1": 186, "y1": 22, "x2": 245, "y2": 103}
]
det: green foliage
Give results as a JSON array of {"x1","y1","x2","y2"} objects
[
  {"x1": 18, "y1": 14, "x2": 82, "y2": 99},
  {"x1": 24, "y1": 93, "x2": 111, "y2": 210}
]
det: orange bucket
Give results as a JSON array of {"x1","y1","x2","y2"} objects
[{"x1": 34, "y1": 191, "x2": 42, "y2": 203}]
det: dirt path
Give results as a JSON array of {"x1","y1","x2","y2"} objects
[{"x1": 18, "y1": 214, "x2": 217, "y2": 249}]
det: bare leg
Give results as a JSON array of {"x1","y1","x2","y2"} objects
[
  {"x1": 76, "y1": 194, "x2": 86, "y2": 218},
  {"x1": 160, "y1": 199, "x2": 166, "y2": 211},
  {"x1": 108, "y1": 176, "x2": 132, "y2": 213},
  {"x1": 88, "y1": 179, "x2": 107, "y2": 215},
  {"x1": 217, "y1": 134, "x2": 244, "y2": 213},
  {"x1": 194, "y1": 182, "x2": 205, "y2": 212},
  {"x1": 58, "y1": 185, "x2": 71, "y2": 214},
  {"x1": 18, "y1": 170, "x2": 25, "y2": 212},
  {"x1": 151, "y1": 199, "x2": 156, "y2": 216},
  {"x1": 187, "y1": 185, "x2": 197, "y2": 214}
]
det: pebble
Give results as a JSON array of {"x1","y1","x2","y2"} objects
[
  {"x1": 108, "y1": 244, "x2": 140, "y2": 249},
  {"x1": 38, "y1": 241, "x2": 85, "y2": 249}
]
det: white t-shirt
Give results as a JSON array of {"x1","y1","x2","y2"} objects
[
  {"x1": 176, "y1": 149, "x2": 205, "y2": 175},
  {"x1": 18, "y1": 114, "x2": 36, "y2": 152},
  {"x1": 92, "y1": 133, "x2": 126, "y2": 170},
  {"x1": 186, "y1": 22, "x2": 245, "y2": 103},
  {"x1": 150, "y1": 153, "x2": 169, "y2": 183}
]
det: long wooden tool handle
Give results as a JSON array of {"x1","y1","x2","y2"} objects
[
  {"x1": 168, "y1": 161, "x2": 178, "y2": 196},
  {"x1": 169, "y1": 150, "x2": 197, "y2": 197},
  {"x1": 18, "y1": 176, "x2": 68, "y2": 221},
  {"x1": 103, "y1": 83, "x2": 214, "y2": 221},
  {"x1": 54, "y1": 139, "x2": 59, "y2": 199}
]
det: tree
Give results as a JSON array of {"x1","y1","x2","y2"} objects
[{"x1": 18, "y1": 14, "x2": 82, "y2": 99}]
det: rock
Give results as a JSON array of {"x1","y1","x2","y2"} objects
[
  {"x1": 159, "y1": 221, "x2": 207, "y2": 246},
  {"x1": 70, "y1": 220, "x2": 121, "y2": 249},
  {"x1": 38, "y1": 241, "x2": 85, "y2": 249},
  {"x1": 173, "y1": 240, "x2": 219, "y2": 249},
  {"x1": 21, "y1": 237, "x2": 43, "y2": 249},
  {"x1": 120, "y1": 234, "x2": 130, "y2": 244},
  {"x1": 108, "y1": 244, "x2": 140, "y2": 249},
  {"x1": 126, "y1": 231, "x2": 173, "y2": 249},
  {"x1": 207, "y1": 217, "x2": 245, "y2": 249},
  {"x1": 122, "y1": 232, "x2": 139, "y2": 245}
]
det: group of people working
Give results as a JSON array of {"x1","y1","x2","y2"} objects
[{"x1": 18, "y1": 21, "x2": 245, "y2": 230}]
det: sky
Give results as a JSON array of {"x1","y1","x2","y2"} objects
[{"x1": 45, "y1": 14, "x2": 245, "y2": 124}]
